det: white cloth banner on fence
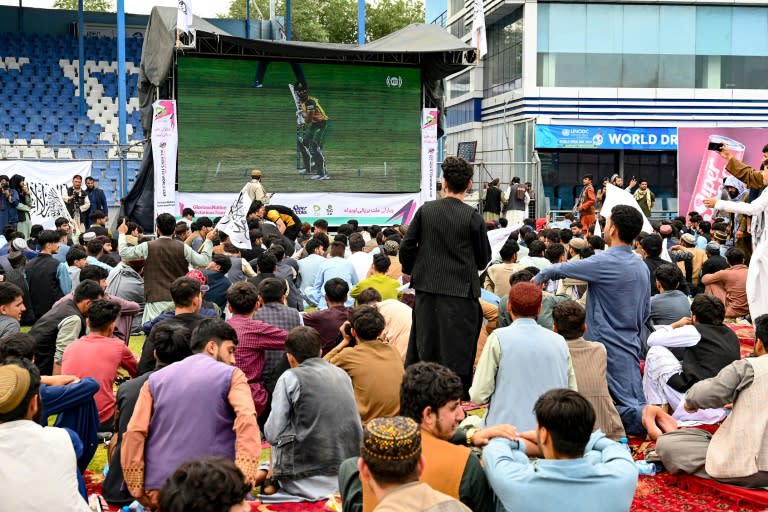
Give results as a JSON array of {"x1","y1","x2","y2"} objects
[
  {"x1": 151, "y1": 100, "x2": 178, "y2": 219},
  {"x1": 420, "y1": 109, "x2": 438, "y2": 205},
  {"x1": 215, "y1": 184, "x2": 251, "y2": 250},
  {"x1": 0, "y1": 160, "x2": 91, "y2": 229}
]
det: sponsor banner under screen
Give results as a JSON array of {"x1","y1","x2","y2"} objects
[
  {"x1": 677, "y1": 127, "x2": 768, "y2": 218},
  {"x1": 177, "y1": 192, "x2": 421, "y2": 226},
  {"x1": 0, "y1": 160, "x2": 91, "y2": 229},
  {"x1": 535, "y1": 125, "x2": 678, "y2": 150}
]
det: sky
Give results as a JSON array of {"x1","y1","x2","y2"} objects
[{"x1": 0, "y1": 1, "x2": 224, "y2": 17}]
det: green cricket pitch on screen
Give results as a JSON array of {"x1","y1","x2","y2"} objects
[{"x1": 176, "y1": 56, "x2": 422, "y2": 193}]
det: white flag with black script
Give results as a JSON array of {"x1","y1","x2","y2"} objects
[{"x1": 216, "y1": 184, "x2": 252, "y2": 250}]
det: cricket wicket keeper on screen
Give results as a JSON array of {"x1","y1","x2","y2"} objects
[{"x1": 294, "y1": 81, "x2": 330, "y2": 180}]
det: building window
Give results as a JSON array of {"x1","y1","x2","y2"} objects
[
  {"x1": 448, "y1": 71, "x2": 471, "y2": 99},
  {"x1": 537, "y1": 4, "x2": 768, "y2": 89},
  {"x1": 483, "y1": 9, "x2": 523, "y2": 98},
  {"x1": 449, "y1": 0, "x2": 466, "y2": 18}
]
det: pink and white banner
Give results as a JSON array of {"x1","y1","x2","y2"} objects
[
  {"x1": 420, "y1": 108, "x2": 439, "y2": 205},
  {"x1": 151, "y1": 100, "x2": 178, "y2": 219},
  {"x1": 678, "y1": 127, "x2": 768, "y2": 219},
  {"x1": 177, "y1": 192, "x2": 420, "y2": 226}
]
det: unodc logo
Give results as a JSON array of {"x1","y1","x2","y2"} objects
[
  {"x1": 592, "y1": 133, "x2": 603, "y2": 146},
  {"x1": 562, "y1": 129, "x2": 570, "y2": 136}
]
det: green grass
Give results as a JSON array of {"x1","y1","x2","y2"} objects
[{"x1": 177, "y1": 57, "x2": 422, "y2": 194}]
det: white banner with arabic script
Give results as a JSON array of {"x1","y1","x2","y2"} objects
[
  {"x1": 420, "y1": 108, "x2": 438, "y2": 205},
  {"x1": 178, "y1": 192, "x2": 421, "y2": 226},
  {"x1": 215, "y1": 184, "x2": 251, "y2": 250},
  {"x1": 152, "y1": 100, "x2": 178, "y2": 219},
  {"x1": 0, "y1": 160, "x2": 91, "y2": 229}
]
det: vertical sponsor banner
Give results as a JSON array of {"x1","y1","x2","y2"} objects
[
  {"x1": 420, "y1": 109, "x2": 438, "y2": 205},
  {"x1": 678, "y1": 128, "x2": 768, "y2": 219},
  {"x1": 151, "y1": 100, "x2": 178, "y2": 219}
]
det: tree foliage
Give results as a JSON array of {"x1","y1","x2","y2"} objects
[
  {"x1": 220, "y1": 0, "x2": 423, "y2": 43},
  {"x1": 53, "y1": 0, "x2": 113, "y2": 12}
]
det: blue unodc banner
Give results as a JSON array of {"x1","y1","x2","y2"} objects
[{"x1": 535, "y1": 125, "x2": 678, "y2": 150}]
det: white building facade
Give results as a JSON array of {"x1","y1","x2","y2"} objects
[{"x1": 444, "y1": 0, "x2": 768, "y2": 215}]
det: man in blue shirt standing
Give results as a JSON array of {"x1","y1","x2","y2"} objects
[
  {"x1": 534, "y1": 205, "x2": 650, "y2": 434},
  {"x1": 483, "y1": 389, "x2": 638, "y2": 512}
]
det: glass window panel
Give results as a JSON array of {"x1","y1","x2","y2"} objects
[
  {"x1": 722, "y1": 56, "x2": 768, "y2": 89},
  {"x1": 586, "y1": 4, "x2": 623, "y2": 54},
  {"x1": 622, "y1": 5, "x2": 660, "y2": 54},
  {"x1": 731, "y1": 8, "x2": 768, "y2": 56},
  {"x1": 659, "y1": 6, "x2": 696, "y2": 55},
  {"x1": 538, "y1": 3, "x2": 550, "y2": 53},
  {"x1": 621, "y1": 54, "x2": 659, "y2": 88},
  {"x1": 696, "y1": 6, "x2": 732, "y2": 56},
  {"x1": 549, "y1": 4, "x2": 586, "y2": 53},
  {"x1": 586, "y1": 54, "x2": 621, "y2": 87},
  {"x1": 554, "y1": 53, "x2": 587, "y2": 87},
  {"x1": 659, "y1": 54, "x2": 695, "y2": 88}
]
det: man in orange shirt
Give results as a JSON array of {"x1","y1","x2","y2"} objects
[{"x1": 576, "y1": 175, "x2": 596, "y2": 230}]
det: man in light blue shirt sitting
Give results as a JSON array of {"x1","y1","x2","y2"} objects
[
  {"x1": 306, "y1": 241, "x2": 357, "y2": 308},
  {"x1": 483, "y1": 389, "x2": 638, "y2": 512}
]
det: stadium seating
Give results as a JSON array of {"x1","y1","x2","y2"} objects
[{"x1": 0, "y1": 32, "x2": 145, "y2": 204}]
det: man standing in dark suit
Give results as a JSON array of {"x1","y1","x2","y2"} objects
[
  {"x1": 84, "y1": 177, "x2": 108, "y2": 230},
  {"x1": 400, "y1": 156, "x2": 492, "y2": 396}
]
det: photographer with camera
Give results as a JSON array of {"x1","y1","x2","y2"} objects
[
  {"x1": 324, "y1": 305, "x2": 404, "y2": 423},
  {"x1": 0, "y1": 175, "x2": 20, "y2": 233},
  {"x1": 64, "y1": 175, "x2": 90, "y2": 235}
]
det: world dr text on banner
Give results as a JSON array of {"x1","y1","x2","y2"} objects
[
  {"x1": 600, "y1": 183, "x2": 653, "y2": 234},
  {"x1": 0, "y1": 160, "x2": 90, "y2": 229},
  {"x1": 420, "y1": 109, "x2": 438, "y2": 205},
  {"x1": 177, "y1": 192, "x2": 421, "y2": 225},
  {"x1": 151, "y1": 100, "x2": 178, "y2": 219},
  {"x1": 471, "y1": 0, "x2": 487, "y2": 59},
  {"x1": 215, "y1": 184, "x2": 251, "y2": 250}
]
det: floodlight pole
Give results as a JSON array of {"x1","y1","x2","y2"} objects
[
  {"x1": 286, "y1": 0, "x2": 292, "y2": 40},
  {"x1": 358, "y1": 0, "x2": 365, "y2": 45},
  {"x1": 77, "y1": 0, "x2": 85, "y2": 116},
  {"x1": 117, "y1": 0, "x2": 127, "y2": 198},
  {"x1": 246, "y1": 0, "x2": 251, "y2": 39}
]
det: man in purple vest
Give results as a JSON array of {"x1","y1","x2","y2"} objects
[
  {"x1": 117, "y1": 213, "x2": 215, "y2": 324},
  {"x1": 121, "y1": 318, "x2": 261, "y2": 509}
]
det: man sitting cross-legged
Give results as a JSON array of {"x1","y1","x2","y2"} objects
[
  {"x1": 121, "y1": 318, "x2": 261, "y2": 509},
  {"x1": 340, "y1": 362, "x2": 515, "y2": 512},
  {"x1": 552, "y1": 300, "x2": 625, "y2": 440},
  {"x1": 61, "y1": 299, "x2": 138, "y2": 432},
  {"x1": 324, "y1": 305, "x2": 404, "y2": 423},
  {"x1": 102, "y1": 324, "x2": 193, "y2": 507},
  {"x1": 470, "y1": 281, "x2": 577, "y2": 431},
  {"x1": 656, "y1": 314, "x2": 768, "y2": 487},
  {"x1": 0, "y1": 359, "x2": 92, "y2": 511},
  {"x1": 225, "y1": 281, "x2": 287, "y2": 423},
  {"x1": 483, "y1": 389, "x2": 638, "y2": 512},
  {"x1": 262, "y1": 326, "x2": 362, "y2": 502},
  {"x1": 350, "y1": 254, "x2": 401, "y2": 304},
  {"x1": 642, "y1": 294, "x2": 740, "y2": 437},
  {"x1": 357, "y1": 416, "x2": 470, "y2": 512}
]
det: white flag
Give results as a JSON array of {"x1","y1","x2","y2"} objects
[
  {"x1": 600, "y1": 183, "x2": 654, "y2": 234},
  {"x1": 471, "y1": 0, "x2": 487, "y2": 60},
  {"x1": 177, "y1": 0, "x2": 193, "y2": 33},
  {"x1": 216, "y1": 184, "x2": 252, "y2": 250},
  {"x1": 594, "y1": 217, "x2": 602, "y2": 238}
]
